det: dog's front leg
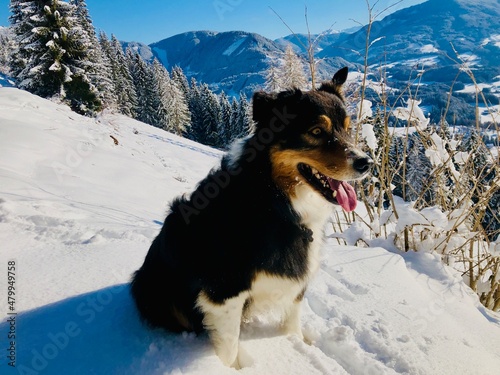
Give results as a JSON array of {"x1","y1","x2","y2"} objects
[
  {"x1": 197, "y1": 292, "x2": 249, "y2": 368},
  {"x1": 282, "y1": 299, "x2": 304, "y2": 339}
]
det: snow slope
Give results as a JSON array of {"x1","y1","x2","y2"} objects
[{"x1": 0, "y1": 88, "x2": 499, "y2": 375}]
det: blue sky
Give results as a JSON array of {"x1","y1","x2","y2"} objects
[{"x1": 0, "y1": 0, "x2": 426, "y2": 44}]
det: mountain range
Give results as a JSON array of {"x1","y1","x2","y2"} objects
[{"x1": 127, "y1": 0, "x2": 500, "y2": 126}]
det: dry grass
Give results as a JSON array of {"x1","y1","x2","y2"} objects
[{"x1": 328, "y1": 1, "x2": 500, "y2": 312}]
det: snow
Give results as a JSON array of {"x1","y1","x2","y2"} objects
[
  {"x1": 222, "y1": 36, "x2": 247, "y2": 56},
  {"x1": 0, "y1": 74, "x2": 15, "y2": 88},
  {"x1": 152, "y1": 47, "x2": 169, "y2": 67},
  {"x1": 347, "y1": 72, "x2": 394, "y2": 95},
  {"x1": 1, "y1": 88, "x2": 500, "y2": 375},
  {"x1": 419, "y1": 44, "x2": 438, "y2": 54},
  {"x1": 401, "y1": 56, "x2": 439, "y2": 68},
  {"x1": 481, "y1": 34, "x2": 500, "y2": 48},
  {"x1": 393, "y1": 99, "x2": 430, "y2": 130}
]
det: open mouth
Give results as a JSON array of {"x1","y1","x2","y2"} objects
[{"x1": 297, "y1": 163, "x2": 358, "y2": 212}]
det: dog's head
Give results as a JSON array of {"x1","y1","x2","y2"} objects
[{"x1": 252, "y1": 67, "x2": 372, "y2": 212}]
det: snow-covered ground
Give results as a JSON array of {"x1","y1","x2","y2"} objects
[{"x1": 0, "y1": 88, "x2": 499, "y2": 375}]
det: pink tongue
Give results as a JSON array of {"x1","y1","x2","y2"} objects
[{"x1": 328, "y1": 179, "x2": 357, "y2": 212}]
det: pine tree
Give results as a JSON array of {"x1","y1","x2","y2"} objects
[
  {"x1": 151, "y1": 59, "x2": 171, "y2": 130},
  {"x1": 199, "y1": 83, "x2": 222, "y2": 147},
  {"x1": 406, "y1": 133, "x2": 435, "y2": 205},
  {"x1": 70, "y1": 0, "x2": 114, "y2": 109},
  {"x1": 171, "y1": 65, "x2": 190, "y2": 99},
  {"x1": 128, "y1": 49, "x2": 158, "y2": 126},
  {"x1": 0, "y1": 29, "x2": 15, "y2": 75},
  {"x1": 150, "y1": 59, "x2": 190, "y2": 135},
  {"x1": 219, "y1": 92, "x2": 232, "y2": 147},
  {"x1": 11, "y1": 0, "x2": 101, "y2": 113},
  {"x1": 186, "y1": 79, "x2": 224, "y2": 146},
  {"x1": 97, "y1": 32, "x2": 120, "y2": 109},
  {"x1": 389, "y1": 136, "x2": 405, "y2": 200},
  {"x1": 462, "y1": 129, "x2": 491, "y2": 181},
  {"x1": 108, "y1": 35, "x2": 137, "y2": 117},
  {"x1": 235, "y1": 92, "x2": 252, "y2": 140},
  {"x1": 166, "y1": 76, "x2": 191, "y2": 136},
  {"x1": 186, "y1": 78, "x2": 202, "y2": 142},
  {"x1": 281, "y1": 45, "x2": 307, "y2": 90},
  {"x1": 264, "y1": 57, "x2": 283, "y2": 92},
  {"x1": 9, "y1": 0, "x2": 34, "y2": 80}
]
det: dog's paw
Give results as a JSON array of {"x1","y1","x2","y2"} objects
[{"x1": 235, "y1": 345, "x2": 254, "y2": 369}]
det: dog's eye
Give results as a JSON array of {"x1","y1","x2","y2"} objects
[{"x1": 309, "y1": 127, "x2": 324, "y2": 137}]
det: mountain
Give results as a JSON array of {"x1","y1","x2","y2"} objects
[
  {"x1": 136, "y1": 0, "x2": 499, "y2": 125},
  {"x1": 149, "y1": 30, "x2": 283, "y2": 96},
  {"x1": 122, "y1": 41, "x2": 155, "y2": 62},
  {"x1": 319, "y1": 0, "x2": 500, "y2": 124},
  {"x1": 274, "y1": 32, "x2": 343, "y2": 55},
  {"x1": 320, "y1": 0, "x2": 500, "y2": 79},
  {"x1": 1, "y1": 87, "x2": 500, "y2": 374}
]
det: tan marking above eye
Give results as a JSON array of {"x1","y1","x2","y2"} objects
[
  {"x1": 344, "y1": 116, "x2": 351, "y2": 131},
  {"x1": 318, "y1": 115, "x2": 332, "y2": 132}
]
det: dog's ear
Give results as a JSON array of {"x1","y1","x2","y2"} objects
[
  {"x1": 319, "y1": 67, "x2": 348, "y2": 98},
  {"x1": 332, "y1": 66, "x2": 349, "y2": 86},
  {"x1": 252, "y1": 90, "x2": 301, "y2": 130},
  {"x1": 252, "y1": 91, "x2": 277, "y2": 126}
]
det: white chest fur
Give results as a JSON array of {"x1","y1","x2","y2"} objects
[
  {"x1": 290, "y1": 183, "x2": 332, "y2": 275},
  {"x1": 244, "y1": 183, "x2": 332, "y2": 320}
]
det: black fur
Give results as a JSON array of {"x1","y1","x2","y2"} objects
[
  {"x1": 130, "y1": 66, "x2": 359, "y2": 335},
  {"x1": 131, "y1": 147, "x2": 314, "y2": 331}
]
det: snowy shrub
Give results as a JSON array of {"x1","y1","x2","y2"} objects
[{"x1": 331, "y1": 79, "x2": 500, "y2": 311}]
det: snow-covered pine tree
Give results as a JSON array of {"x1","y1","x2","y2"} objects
[
  {"x1": 406, "y1": 133, "x2": 436, "y2": 206},
  {"x1": 461, "y1": 129, "x2": 495, "y2": 235},
  {"x1": 171, "y1": 65, "x2": 190, "y2": 99},
  {"x1": 186, "y1": 78, "x2": 203, "y2": 142},
  {"x1": 218, "y1": 92, "x2": 232, "y2": 147},
  {"x1": 281, "y1": 44, "x2": 307, "y2": 90},
  {"x1": 12, "y1": 0, "x2": 101, "y2": 113},
  {"x1": 388, "y1": 135, "x2": 405, "y2": 201},
  {"x1": 462, "y1": 129, "x2": 491, "y2": 183},
  {"x1": 150, "y1": 59, "x2": 190, "y2": 135},
  {"x1": 166, "y1": 74, "x2": 191, "y2": 136},
  {"x1": 97, "y1": 32, "x2": 120, "y2": 110},
  {"x1": 0, "y1": 28, "x2": 15, "y2": 75},
  {"x1": 151, "y1": 59, "x2": 171, "y2": 131},
  {"x1": 108, "y1": 35, "x2": 137, "y2": 117},
  {"x1": 8, "y1": 0, "x2": 33, "y2": 80},
  {"x1": 234, "y1": 92, "x2": 252, "y2": 140},
  {"x1": 264, "y1": 56, "x2": 283, "y2": 92},
  {"x1": 128, "y1": 49, "x2": 158, "y2": 126},
  {"x1": 199, "y1": 83, "x2": 222, "y2": 147},
  {"x1": 70, "y1": 0, "x2": 115, "y2": 109},
  {"x1": 229, "y1": 97, "x2": 240, "y2": 142}
]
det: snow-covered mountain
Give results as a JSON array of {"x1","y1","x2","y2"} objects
[
  {"x1": 1, "y1": 88, "x2": 500, "y2": 374},
  {"x1": 149, "y1": 31, "x2": 283, "y2": 96},
  {"x1": 135, "y1": 0, "x2": 499, "y2": 125}
]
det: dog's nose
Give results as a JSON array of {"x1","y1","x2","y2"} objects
[{"x1": 353, "y1": 156, "x2": 373, "y2": 173}]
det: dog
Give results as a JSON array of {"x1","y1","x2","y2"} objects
[{"x1": 130, "y1": 67, "x2": 372, "y2": 368}]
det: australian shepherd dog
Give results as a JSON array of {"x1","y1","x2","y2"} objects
[{"x1": 131, "y1": 67, "x2": 372, "y2": 368}]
